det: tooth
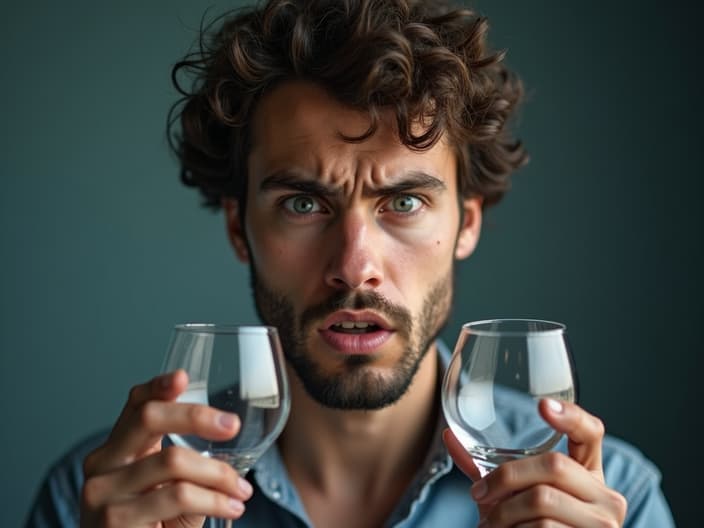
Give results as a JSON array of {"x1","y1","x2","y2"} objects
[
  {"x1": 354, "y1": 322, "x2": 370, "y2": 329},
  {"x1": 340, "y1": 322, "x2": 356, "y2": 329}
]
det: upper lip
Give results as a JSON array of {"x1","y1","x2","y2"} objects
[{"x1": 321, "y1": 311, "x2": 393, "y2": 331}]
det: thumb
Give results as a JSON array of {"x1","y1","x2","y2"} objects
[{"x1": 539, "y1": 398, "x2": 605, "y2": 480}]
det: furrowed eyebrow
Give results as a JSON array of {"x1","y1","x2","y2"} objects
[
  {"x1": 258, "y1": 169, "x2": 446, "y2": 196},
  {"x1": 259, "y1": 171, "x2": 337, "y2": 197},
  {"x1": 370, "y1": 171, "x2": 446, "y2": 196}
]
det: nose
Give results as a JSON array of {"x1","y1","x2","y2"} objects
[{"x1": 324, "y1": 210, "x2": 384, "y2": 291}]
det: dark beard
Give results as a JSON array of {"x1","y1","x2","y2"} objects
[{"x1": 248, "y1": 266, "x2": 452, "y2": 410}]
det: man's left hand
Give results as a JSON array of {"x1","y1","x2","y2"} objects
[{"x1": 443, "y1": 399, "x2": 627, "y2": 527}]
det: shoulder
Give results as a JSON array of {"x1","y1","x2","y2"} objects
[
  {"x1": 46, "y1": 429, "x2": 110, "y2": 492},
  {"x1": 600, "y1": 435, "x2": 672, "y2": 519},
  {"x1": 601, "y1": 435, "x2": 661, "y2": 494},
  {"x1": 26, "y1": 430, "x2": 109, "y2": 528},
  {"x1": 593, "y1": 435, "x2": 675, "y2": 526},
  {"x1": 57, "y1": 429, "x2": 110, "y2": 467}
]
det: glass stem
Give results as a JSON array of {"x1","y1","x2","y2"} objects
[{"x1": 209, "y1": 517, "x2": 232, "y2": 528}]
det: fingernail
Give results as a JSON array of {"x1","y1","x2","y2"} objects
[
  {"x1": 546, "y1": 398, "x2": 564, "y2": 414},
  {"x1": 228, "y1": 498, "x2": 245, "y2": 514},
  {"x1": 471, "y1": 479, "x2": 488, "y2": 500},
  {"x1": 238, "y1": 477, "x2": 253, "y2": 498},
  {"x1": 218, "y1": 412, "x2": 237, "y2": 430}
]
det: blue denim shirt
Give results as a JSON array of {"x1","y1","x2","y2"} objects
[{"x1": 27, "y1": 342, "x2": 675, "y2": 527}]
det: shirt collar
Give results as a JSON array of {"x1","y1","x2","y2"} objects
[{"x1": 250, "y1": 339, "x2": 462, "y2": 523}]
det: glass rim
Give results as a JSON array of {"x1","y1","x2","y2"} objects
[
  {"x1": 462, "y1": 318, "x2": 566, "y2": 337},
  {"x1": 173, "y1": 323, "x2": 278, "y2": 335}
]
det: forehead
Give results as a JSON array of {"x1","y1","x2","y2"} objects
[{"x1": 247, "y1": 81, "x2": 457, "y2": 186}]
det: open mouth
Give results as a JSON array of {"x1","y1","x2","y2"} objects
[
  {"x1": 320, "y1": 312, "x2": 394, "y2": 354},
  {"x1": 330, "y1": 322, "x2": 382, "y2": 334}
]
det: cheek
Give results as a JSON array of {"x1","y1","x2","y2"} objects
[
  {"x1": 247, "y1": 224, "x2": 322, "y2": 290},
  {"x1": 391, "y1": 211, "x2": 459, "y2": 261},
  {"x1": 250, "y1": 234, "x2": 303, "y2": 269},
  {"x1": 385, "y1": 231, "x2": 456, "y2": 298}
]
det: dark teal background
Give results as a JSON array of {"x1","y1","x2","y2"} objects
[{"x1": 2, "y1": 1, "x2": 701, "y2": 526}]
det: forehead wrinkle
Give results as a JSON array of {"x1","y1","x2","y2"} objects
[
  {"x1": 316, "y1": 158, "x2": 355, "y2": 198},
  {"x1": 312, "y1": 156, "x2": 448, "y2": 200}
]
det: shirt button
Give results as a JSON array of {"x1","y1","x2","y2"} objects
[{"x1": 269, "y1": 479, "x2": 282, "y2": 501}]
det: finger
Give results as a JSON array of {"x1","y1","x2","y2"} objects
[
  {"x1": 101, "y1": 481, "x2": 246, "y2": 526},
  {"x1": 539, "y1": 399, "x2": 605, "y2": 476},
  {"x1": 111, "y1": 371, "x2": 190, "y2": 439},
  {"x1": 107, "y1": 401, "x2": 241, "y2": 463},
  {"x1": 442, "y1": 428, "x2": 482, "y2": 481},
  {"x1": 84, "y1": 372, "x2": 192, "y2": 476},
  {"x1": 112, "y1": 371, "x2": 190, "y2": 434},
  {"x1": 126, "y1": 370, "x2": 190, "y2": 411},
  {"x1": 471, "y1": 451, "x2": 603, "y2": 505},
  {"x1": 82, "y1": 446, "x2": 253, "y2": 506},
  {"x1": 482, "y1": 484, "x2": 620, "y2": 528}
]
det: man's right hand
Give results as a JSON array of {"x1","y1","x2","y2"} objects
[{"x1": 80, "y1": 370, "x2": 253, "y2": 527}]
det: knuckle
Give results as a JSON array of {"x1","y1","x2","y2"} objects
[
  {"x1": 529, "y1": 485, "x2": 557, "y2": 511},
  {"x1": 80, "y1": 478, "x2": 104, "y2": 508},
  {"x1": 592, "y1": 416, "x2": 606, "y2": 437},
  {"x1": 608, "y1": 490, "x2": 628, "y2": 519},
  {"x1": 162, "y1": 446, "x2": 187, "y2": 473},
  {"x1": 138, "y1": 401, "x2": 159, "y2": 429},
  {"x1": 171, "y1": 481, "x2": 194, "y2": 507},
  {"x1": 542, "y1": 451, "x2": 567, "y2": 476}
]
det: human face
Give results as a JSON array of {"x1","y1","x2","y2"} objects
[{"x1": 226, "y1": 81, "x2": 482, "y2": 409}]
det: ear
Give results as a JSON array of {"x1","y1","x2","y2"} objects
[
  {"x1": 455, "y1": 196, "x2": 482, "y2": 260},
  {"x1": 223, "y1": 198, "x2": 250, "y2": 263}
]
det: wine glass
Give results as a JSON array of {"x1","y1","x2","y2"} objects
[
  {"x1": 162, "y1": 324, "x2": 290, "y2": 528},
  {"x1": 441, "y1": 319, "x2": 577, "y2": 477}
]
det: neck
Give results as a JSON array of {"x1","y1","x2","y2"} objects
[{"x1": 278, "y1": 346, "x2": 440, "y2": 499}]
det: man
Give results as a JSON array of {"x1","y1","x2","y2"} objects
[{"x1": 28, "y1": 0, "x2": 673, "y2": 526}]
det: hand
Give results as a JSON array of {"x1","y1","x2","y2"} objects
[
  {"x1": 443, "y1": 399, "x2": 627, "y2": 527},
  {"x1": 80, "y1": 370, "x2": 253, "y2": 527}
]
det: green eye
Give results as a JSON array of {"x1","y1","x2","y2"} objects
[
  {"x1": 283, "y1": 195, "x2": 320, "y2": 215},
  {"x1": 390, "y1": 195, "x2": 421, "y2": 213}
]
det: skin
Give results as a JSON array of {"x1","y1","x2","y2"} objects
[
  {"x1": 80, "y1": 82, "x2": 627, "y2": 527},
  {"x1": 444, "y1": 400, "x2": 627, "y2": 527},
  {"x1": 225, "y1": 81, "x2": 480, "y2": 526}
]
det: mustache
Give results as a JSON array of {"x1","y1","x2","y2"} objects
[{"x1": 300, "y1": 290, "x2": 412, "y2": 338}]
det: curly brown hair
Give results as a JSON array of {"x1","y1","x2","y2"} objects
[{"x1": 167, "y1": 0, "x2": 528, "y2": 212}]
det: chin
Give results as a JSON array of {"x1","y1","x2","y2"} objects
[{"x1": 290, "y1": 342, "x2": 424, "y2": 410}]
